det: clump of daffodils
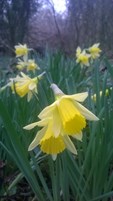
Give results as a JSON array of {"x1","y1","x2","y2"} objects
[
  {"x1": 24, "y1": 84, "x2": 99, "y2": 160},
  {"x1": 76, "y1": 43, "x2": 101, "y2": 67},
  {"x1": 15, "y1": 44, "x2": 39, "y2": 72}
]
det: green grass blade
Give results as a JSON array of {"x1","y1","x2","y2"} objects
[{"x1": 0, "y1": 99, "x2": 45, "y2": 200}]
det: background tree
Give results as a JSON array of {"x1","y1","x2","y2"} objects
[
  {"x1": 66, "y1": 0, "x2": 113, "y2": 54},
  {"x1": 1, "y1": 0, "x2": 113, "y2": 55},
  {"x1": 0, "y1": 0, "x2": 39, "y2": 53}
]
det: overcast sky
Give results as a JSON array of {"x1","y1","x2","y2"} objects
[{"x1": 52, "y1": 0, "x2": 66, "y2": 13}]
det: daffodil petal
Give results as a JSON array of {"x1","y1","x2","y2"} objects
[
  {"x1": 20, "y1": 72, "x2": 29, "y2": 78},
  {"x1": 74, "y1": 101, "x2": 99, "y2": 121},
  {"x1": 27, "y1": 92, "x2": 32, "y2": 102},
  {"x1": 53, "y1": 107, "x2": 62, "y2": 137},
  {"x1": 76, "y1": 47, "x2": 81, "y2": 56},
  {"x1": 37, "y1": 118, "x2": 50, "y2": 127},
  {"x1": 94, "y1": 43, "x2": 100, "y2": 47},
  {"x1": 40, "y1": 122, "x2": 53, "y2": 141},
  {"x1": 24, "y1": 118, "x2": 50, "y2": 130},
  {"x1": 64, "y1": 92, "x2": 88, "y2": 102},
  {"x1": 63, "y1": 135, "x2": 77, "y2": 154},
  {"x1": 28, "y1": 127, "x2": 46, "y2": 151},
  {"x1": 23, "y1": 122, "x2": 39, "y2": 130},
  {"x1": 52, "y1": 155, "x2": 57, "y2": 161},
  {"x1": 29, "y1": 83, "x2": 36, "y2": 90},
  {"x1": 72, "y1": 131, "x2": 83, "y2": 141},
  {"x1": 38, "y1": 102, "x2": 56, "y2": 119}
]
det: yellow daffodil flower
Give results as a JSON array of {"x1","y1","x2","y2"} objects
[
  {"x1": 88, "y1": 43, "x2": 101, "y2": 59},
  {"x1": 24, "y1": 84, "x2": 99, "y2": 159},
  {"x1": 27, "y1": 59, "x2": 39, "y2": 71},
  {"x1": 11, "y1": 72, "x2": 38, "y2": 101},
  {"x1": 15, "y1": 44, "x2": 28, "y2": 57},
  {"x1": 16, "y1": 60, "x2": 26, "y2": 70},
  {"x1": 76, "y1": 47, "x2": 90, "y2": 66}
]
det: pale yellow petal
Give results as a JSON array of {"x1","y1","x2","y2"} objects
[
  {"x1": 76, "y1": 47, "x2": 81, "y2": 56},
  {"x1": 52, "y1": 107, "x2": 62, "y2": 137},
  {"x1": 72, "y1": 131, "x2": 83, "y2": 141},
  {"x1": 28, "y1": 127, "x2": 46, "y2": 151},
  {"x1": 37, "y1": 118, "x2": 50, "y2": 127},
  {"x1": 27, "y1": 92, "x2": 32, "y2": 102},
  {"x1": 23, "y1": 122, "x2": 39, "y2": 130},
  {"x1": 40, "y1": 122, "x2": 53, "y2": 141},
  {"x1": 38, "y1": 102, "x2": 56, "y2": 119},
  {"x1": 63, "y1": 135, "x2": 77, "y2": 154},
  {"x1": 63, "y1": 92, "x2": 88, "y2": 102},
  {"x1": 29, "y1": 83, "x2": 36, "y2": 90},
  {"x1": 74, "y1": 102, "x2": 99, "y2": 121},
  {"x1": 20, "y1": 72, "x2": 29, "y2": 78},
  {"x1": 52, "y1": 155, "x2": 57, "y2": 161},
  {"x1": 23, "y1": 118, "x2": 50, "y2": 130}
]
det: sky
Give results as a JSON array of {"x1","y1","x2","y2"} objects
[{"x1": 52, "y1": 0, "x2": 67, "y2": 13}]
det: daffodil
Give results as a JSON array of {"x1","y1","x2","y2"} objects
[
  {"x1": 88, "y1": 43, "x2": 101, "y2": 59},
  {"x1": 15, "y1": 44, "x2": 28, "y2": 57},
  {"x1": 27, "y1": 59, "x2": 39, "y2": 71},
  {"x1": 76, "y1": 47, "x2": 90, "y2": 66},
  {"x1": 24, "y1": 84, "x2": 99, "y2": 159},
  {"x1": 11, "y1": 72, "x2": 38, "y2": 101},
  {"x1": 16, "y1": 60, "x2": 26, "y2": 70}
]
